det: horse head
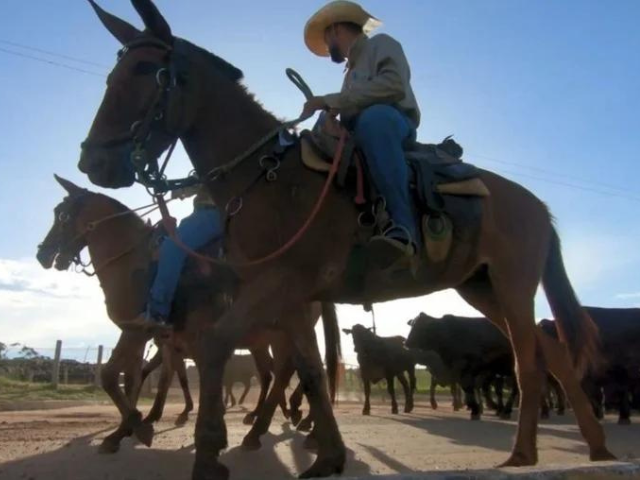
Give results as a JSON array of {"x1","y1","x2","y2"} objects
[{"x1": 79, "y1": 0, "x2": 243, "y2": 189}]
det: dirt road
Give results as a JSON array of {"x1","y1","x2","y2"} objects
[{"x1": 1, "y1": 401, "x2": 639, "y2": 479}]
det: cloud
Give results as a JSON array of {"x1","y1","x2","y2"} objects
[{"x1": 616, "y1": 292, "x2": 640, "y2": 299}]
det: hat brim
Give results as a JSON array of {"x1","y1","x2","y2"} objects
[{"x1": 304, "y1": 2, "x2": 381, "y2": 57}]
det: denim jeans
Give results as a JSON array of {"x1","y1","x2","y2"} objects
[
  {"x1": 353, "y1": 105, "x2": 417, "y2": 243},
  {"x1": 148, "y1": 206, "x2": 223, "y2": 318}
]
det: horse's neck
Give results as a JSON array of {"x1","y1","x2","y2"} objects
[
  {"x1": 87, "y1": 217, "x2": 150, "y2": 323},
  {"x1": 181, "y1": 83, "x2": 282, "y2": 206}
]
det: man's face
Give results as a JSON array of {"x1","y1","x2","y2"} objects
[{"x1": 324, "y1": 25, "x2": 346, "y2": 64}]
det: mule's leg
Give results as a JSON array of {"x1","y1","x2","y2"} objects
[
  {"x1": 229, "y1": 386, "x2": 237, "y2": 408},
  {"x1": 362, "y1": 378, "x2": 372, "y2": 416},
  {"x1": 144, "y1": 345, "x2": 175, "y2": 425},
  {"x1": 289, "y1": 308, "x2": 346, "y2": 479},
  {"x1": 289, "y1": 381, "x2": 305, "y2": 425},
  {"x1": 241, "y1": 356, "x2": 295, "y2": 450},
  {"x1": 387, "y1": 376, "x2": 399, "y2": 414},
  {"x1": 535, "y1": 329, "x2": 615, "y2": 460},
  {"x1": 429, "y1": 376, "x2": 438, "y2": 409},
  {"x1": 397, "y1": 373, "x2": 413, "y2": 413},
  {"x1": 238, "y1": 380, "x2": 251, "y2": 405},
  {"x1": 174, "y1": 357, "x2": 194, "y2": 426},
  {"x1": 99, "y1": 331, "x2": 148, "y2": 453},
  {"x1": 242, "y1": 346, "x2": 274, "y2": 425}
]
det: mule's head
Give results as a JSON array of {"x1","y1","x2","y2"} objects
[
  {"x1": 79, "y1": 0, "x2": 243, "y2": 189},
  {"x1": 37, "y1": 175, "x2": 123, "y2": 271}
]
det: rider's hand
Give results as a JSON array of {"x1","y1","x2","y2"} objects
[{"x1": 300, "y1": 96, "x2": 328, "y2": 119}]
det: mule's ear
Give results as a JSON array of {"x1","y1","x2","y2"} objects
[
  {"x1": 54, "y1": 174, "x2": 84, "y2": 196},
  {"x1": 342, "y1": 329, "x2": 352, "y2": 335},
  {"x1": 131, "y1": 0, "x2": 173, "y2": 44},
  {"x1": 88, "y1": 0, "x2": 141, "y2": 45}
]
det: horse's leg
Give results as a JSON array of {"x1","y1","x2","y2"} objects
[
  {"x1": 99, "y1": 331, "x2": 148, "y2": 453},
  {"x1": 387, "y1": 375, "x2": 399, "y2": 414},
  {"x1": 289, "y1": 381, "x2": 305, "y2": 425},
  {"x1": 430, "y1": 376, "x2": 438, "y2": 410},
  {"x1": 229, "y1": 385, "x2": 237, "y2": 408},
  {"x1": 535, "y1": 329, "x2": 616, "y2": 460},
  {"x1": 289, "y1": 306, "x2": 345, "y2": 479},
  {"x1": 362, "y1": 378, "x2": 372, "y2": 416},
  {"x1": 175, "y1": 356, "x2": 194, "y2": 426},
  {"x1": 242, "y1": 346, "x2": 273, "y2": 425},
  {"x1": 238, "y1": 380, "x2": 251, "y2": 405},
  {"x1": 397, "y1": 372, "x2": 413, "y2": 413},
  {"x1": 143, "y1": 345, "x2": 175, "y2": 425}
]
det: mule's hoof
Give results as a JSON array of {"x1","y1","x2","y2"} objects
[
  {"x1": 391, "y1": 407, "x2": 399, "y2": 415},
  {"x1": 241, "y1": 435, "x2": 261, "y2": 451},
  {"x1": 302, "y1": 434, "x2": 318, "y2": 451},
  {"x1": 362, "y1": 409, "x2": 370, "y2": 416},
  {"x1": 299, "y1": 453, "x2": 345, "y2": 478},
  {"x1": 296, "y1": 419, "x2": 313, "y2": 433},
  {"x1": 290, "y1": 410, "x2": 303, "y2": 426},
  {"x1": 618, "y1": 418, "x2": 631, "y2": 426},
  {"x1": 242, "y1": 414, "x2": 256, "y2": 426},
  {"x1": 470, "y1": 413, "x2": 481, "y2": 421},
  {"x1": 175, "y1": 413, "x2": 190, "y2": 427},
  {"x1": 192, "y1": 459, "x2": 230, "y2": 480},
  {"x1": 404, "y1": 404, "x2": 414, "y2": 414},
  {"x1": 98, "y1": 439, "x2": 120, "y2": 454},
  {"x1": 590, "y1": 447, "x2": 617, "y2": 462},
  {"x1": 500, "y1": 412, "x2": 512, "y2": 420},
  {"x1": 430, "y1": 402, "x2": 438, "y2": 410},
  {"x1": 498, "y1": 452, "x2": 537, "y2": 467},
  {"x1": 133, "y1": 422, "x2": 154, "y2": 447}
]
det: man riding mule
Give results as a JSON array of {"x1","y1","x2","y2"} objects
[
  {"x1": 302, "y1": 1, "x2": 420, "y2": 265},
  {"x1": 77, "y1": 0, "x2": 615, "y2": 478}
]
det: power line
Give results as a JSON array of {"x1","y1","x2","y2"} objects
[
  {"x1": 470, "y1": 152, "x2": 638, "y2": 197},
  {"x1": 0, "y1": 47, "x2": 106, "y2": 77},
  {"x1": 0, "y1": 39, "x2": 110, "y2": 69}
]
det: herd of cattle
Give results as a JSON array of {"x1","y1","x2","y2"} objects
[{"x1": 217, "y1": 306, "x2": 640, "y2": 427}]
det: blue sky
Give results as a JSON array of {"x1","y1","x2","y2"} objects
[{"x1": 1, "y1": 1, "x2": 639, "y2": 362}]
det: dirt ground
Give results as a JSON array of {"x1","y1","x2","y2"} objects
[{"x1": 1, "y1": 398, "x2": 639, "y2": 480}]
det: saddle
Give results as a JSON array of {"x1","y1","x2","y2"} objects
[{"x1": 299, "y1": 114, "x2": 488, "y2": 263}]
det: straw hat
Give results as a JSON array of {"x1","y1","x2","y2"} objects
[{"x1": 304, "y1": 1, "x2": 381, "y2": 57}]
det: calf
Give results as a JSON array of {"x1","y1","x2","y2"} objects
[
  {"x1": 343, "y1": 325, "x2": 416, "y2": 415},
  {"x1": 224, "y1": 354, "x2": 259, "y2": 408},
  {"x1": 539, "y1": 307, "x2": 640, "y2": 424},
  {"x1": 406, "y1": 313, "x2": 514, "y2": 420}
]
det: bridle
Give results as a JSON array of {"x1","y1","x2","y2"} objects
[
  {"x1": 80, "y1": 37, "x2": 198, "y2": 194},
  {"x1": 39, "y1": 194, "x2": 165, "y2": 277}
]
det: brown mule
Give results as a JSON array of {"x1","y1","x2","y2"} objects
[
  {"x1": 36, "y1": 177, "x2": 341, "y2": 456},
  {"x1": 78, "y1": 1, "x2": 615, "y2": 478}
]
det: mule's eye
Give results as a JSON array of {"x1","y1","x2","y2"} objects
[
  {"x1": 133, "y1": 61, "x2": 159, "y2": 76},
  {"x1": 58, "y1": 212, "x2": 70, "y2": 223}
]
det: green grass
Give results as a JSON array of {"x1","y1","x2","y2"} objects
[{"x1": 0, "y1": 376, "x2": 109, "y2": 402}]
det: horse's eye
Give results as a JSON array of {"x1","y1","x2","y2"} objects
[
  {"x1": 58, "y1": 212, "x2": 70, "y2": 223},
  {"x1": 133, "y1": 61, "x2": 159, "y2": 76}
]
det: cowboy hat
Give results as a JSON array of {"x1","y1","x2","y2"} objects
[{"x1": 304, "y1": 1, "x2": 381, "y2": 57}]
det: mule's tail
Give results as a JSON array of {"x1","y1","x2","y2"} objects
[
  {"x1": 321, "y1": 302, "x2": 342, "y2": 404},
  {"x1": 542, "y1": 227, "x2": 601, "y2": 378}
]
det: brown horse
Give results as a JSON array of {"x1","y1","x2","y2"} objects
[
  {"x1": 78, "y1": 1, "x2": 615, "y2": 478},
  {"x1": 36, "y1": 176, "x2": 341, "y2": 455}
]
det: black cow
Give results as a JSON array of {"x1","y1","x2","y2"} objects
[
  {"x1": 406, "y1": 313, "x2": 515, "y2": 420},
  {"x1": 223, "y1": 354, "x2": 258, "y2": 407},
  {"x1": 539, "y1": 306, "x2": 640, "y2": 425},
  {"x1": 343, "y1": 324, "x2": 416, "y2": 415}
]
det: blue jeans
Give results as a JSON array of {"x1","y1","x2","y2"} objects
[
  {"x1": 353, "y1": 105, "x2": 417, "y2": 243},
  {"x1": 148, "y1": 207, "x2": 223, "y2": 318}
]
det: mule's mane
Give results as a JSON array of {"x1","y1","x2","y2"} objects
[{"x1": 177, "y1": 37, "x2": 244, "y2": 83}]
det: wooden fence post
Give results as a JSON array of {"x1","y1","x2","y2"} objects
[
  {"x1": 95, "y1": 345, "x2": 104, "y2": 387},
  {"x1": 63, "y1": 365, "x2": 69, "y2": 385},
  {"x1": 52, "y1": 340, "x2": 62, "y2": 389}
]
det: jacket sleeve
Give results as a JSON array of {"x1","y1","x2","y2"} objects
[{"x1": 322, "y1": 35, "x2": 408, "y2": 114}]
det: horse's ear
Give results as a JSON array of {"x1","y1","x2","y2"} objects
[
  {"x1": 131, "y1": 0, "x2": 173, "y2": 44},
  {"x1": 407, "y1": 319, "x2": 415, "y2": 327},
  {"x1": 54, "y1": 174, "x2": 84, "y2": 196},
  {"x1": 342, "y1": 329, "x2": 352, "y2": 336},
  {"x1": 88, "y1": 0, "x2": 141, "y2": 45}
]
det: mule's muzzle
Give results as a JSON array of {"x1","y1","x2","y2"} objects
[
  {"x1": 36, "y1": 244, "x2": 56, "y2": 269},
  {"x1": 78, "y1": 145, "x2": 136, "y2": 189}
]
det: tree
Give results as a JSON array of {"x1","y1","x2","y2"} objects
[{"x1": 0, "y1": 342, "x2": 6, "y2": 359}]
